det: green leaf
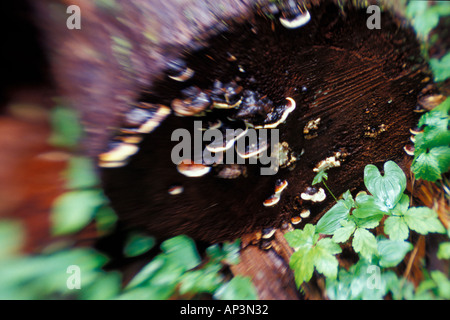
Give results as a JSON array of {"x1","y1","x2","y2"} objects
[
  {"x1": 411, "y1": 9, "x2": 440, "y2": 39},
  {"x1": 325, "y1": 269, "x2": 353, "y2": 300},
  {"x1": 414, "y1": 127, "x2": 450, "y2": 152},
  {"x1": 413, "y1": 100, "x2": 450, "y2": 181},
  {"x1": 332, "y1": 220, "x2": 356, "y2": 243},
  {"x1": 406, "y1": 0, "x2": 428, "y2": 19},
  {"x1": 125, "y1": 256, "x2": 165, "y2": 290},
  {"x1": 213, "y1": 276, "x2": 258, "y2": 300},
  {"x1": 430, "y1": 52, "x2": 450, "y2": 82},
  {"x1": 353, "y1": 194, "x2": 387, "y2": 218},
  {"x1": 312, "y1": 238, "x2": 342, "y2": 279},
  {"x1": 418, "y1": 100, "x2": 449, "y2": 130},
  {"x1": 206, "y1": 240, "x2": 241, "y2": 265},
  {"x1": 431, "y1": 270, "x2": 450, "y2": 299},
  {"x1": 65, "y1": 156, "x2": 99, "y2": 189},
  {"x1": 352, "y1": 229, "x2": 378, "y2": 261},
  {"x1": 179, "y1": 264, "x2": 223, "y2": 295},
  {"x1": 81, "y1": 272, "x2": 122, "y2": 300},
  {"x1": 377, "y1": 239, "x2": 413, "y2": 268},
  {"x1": 121, "y1": 258, "x2": 183, "y2": 300},
  {"x1": 327, "y1": 260, "x2": 395, "y2": 300},
  {"x1": 221, "y1": 240, "x2": 241, "y2": 265},
  {"x1": 284, "y1": 224, "x2": 316, "y2": 250},
  {"x1": 160, "y1": 235, "x2": 201, "y2": 271},
  {"x1": 49, "y1": 105, "x2": 82, "y2": 148},
  {"x1": 432, "y1": 147, "x2": 450, "y2": 173},
  {"x1": 289, "y1": 248, "x2": 315, "y2": 287},
  {"x1": 316, "y1": 200, "x2": 351, "y2": 235},
  {"x1": 342, "y1": 190, "x2": 355, "y2": 208},
  {"x1": 403, "y1": 207, "x2": 446, "y2": 235},
  {"x1": 287, "y1": 224, "x2": 341, "y2": 287},
  {"x1": 51, "y1": 190, "x2": 105, "y2": 235},
  {"x1": 123, "y1": 232, "x2": 155, "y2": 257},
  {"x1": 95, "y1": 206, "x2": 118, "y2": 234},
  {"x1": 364, "y1": 161, "x2": 407, "y2": 210},
  {"x1": 437, "y1": 242, "x2": 450, "y2": 260},
  {"x1": 384, "y1": 216, "x2": 409, "y2": 241},
  {"x1": 312, "y1": 170, "x2": 328, "y2": 185},
  {"x1": 353, "y1": 215, "x2": 383, "y2": 230},
  {"x1": 412, "y1": 147, "x2": 450, "y2": 181},
  {"x1": 390, "y1": 194, "x2": 410, "y2": 216},
  {"x1": 0, "y1": 220, "x2": 24, "y2": 259}
]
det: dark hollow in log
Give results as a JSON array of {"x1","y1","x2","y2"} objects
[{"x1": 101, "y1": 2, "x2": 431, "y2": 243}]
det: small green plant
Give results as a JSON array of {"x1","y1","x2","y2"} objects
[
  {"x1": 411, "y1": 97, "x2": 450, "y2": 182},
  {"x1": 312, "y1": 169, "x2": 337, "y2": 202},
  {"x1": 406, "y1": 1, "x2": 450, "y2": 181},
  {"x1": 118, "y1": 235, "x2": 256, "y2": 300},
  {"x1": 285, "y1": 161, "x2": 448, "y2": 299},
  {"x1": 405, "y1": 1, "x2": 450, "y2": 42},
  {"x1": 0, "y1": 219, "x2": 257, "y2": 300},
  {"x1": 285, "y1": 224, "x2": 342, "y2": 287}
]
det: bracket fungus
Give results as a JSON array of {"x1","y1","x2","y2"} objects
[{"x1": 96, "y1": 0, "x2": 438, "y2": 243}]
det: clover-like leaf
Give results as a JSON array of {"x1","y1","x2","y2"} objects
[
  {"x1": 332, "y1": 220, "x2": 356, "y2": 243},
  {"x1": 312, "y1": 238, "x2": 342, "y2": 279},
  {"x1": 285, "y1": 224, "x2": 316, "y2": 249},
  {"x1": 412, "y1": 146, "x2": 450, "y2": 182},
  {"x1": 364, "y1": 161, "x2": 406, "y2": 210},
  {"x1": 403, "y1": 207, "x2": 446, "y2": 235},
  {"x1": 286, "y1": 224, "x2": 341, "y2": 287},
  {"x1": 289, "y1": 248, "x2": 316, "y2": 287},
  {"x1": 352, "y1": 228, "x2": 378, "y2": 261},
  {"x1": 384, "y1": 216, "x2": 409, "y2": 241}
]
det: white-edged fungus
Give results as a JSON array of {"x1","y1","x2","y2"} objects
[
  {"x1": 403, "y1": 144, "x2": 415, "y2": 156},
  {"x1": 301, "y1": 187, "x2": 326, "y2": 202},
  {"x1": 177, "y1": 160, "x2": 211, "y2": 177},
  {"x1": 255, "y1": 97, "x2": 296, "y2": 129},
  {"x1": 279, "y1": 10, "x2": 311, "y2": 29},
  {"x1": 168, "y1": 185, "x2": 184, "y2": 195},
  {"x1": 263, "y1": 193, "x2": 280, "y2": 207},
  {"x1": 99, "y1": 142, "x2": 139, "y2": 163},
  {"x1": 300, "y1": 209, "x2": 311, "y2": 219}
]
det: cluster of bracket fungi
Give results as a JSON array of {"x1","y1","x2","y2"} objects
[
  {"x1": 98, "y1": 0, "x2": 443, "y2": 246},
  {"x1": 99, "y1": 2, "x2": 312, "y2": 207}
]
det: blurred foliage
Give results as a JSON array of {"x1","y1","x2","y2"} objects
[
  {"x1": 412, "y1": 97, "x2": 450, "y2": 181},
  {"x1": 123, "y1": 232, "x2": 155, "y2": 258},
  {"x1": 0, "y1": 220, "x2": 121, "y2": 299},
  {"x1": 48, "y1": 104, "x2": 83, "y2": 149},
  {"x1": 405, "y1": 1, "x2": 450, "y2": 182},
  {"x1": 406, "y1": 1, "x2": 450, "y2": 40},
  {"x1": 0, "y1": 101, "x2": 258, "y2": 300},
  {"x1": 0, "y1": 213, "x2": 255, "y2": 300},
  {"x1": 287, "y1": 161, "x2": 449, "y2": 299}
]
